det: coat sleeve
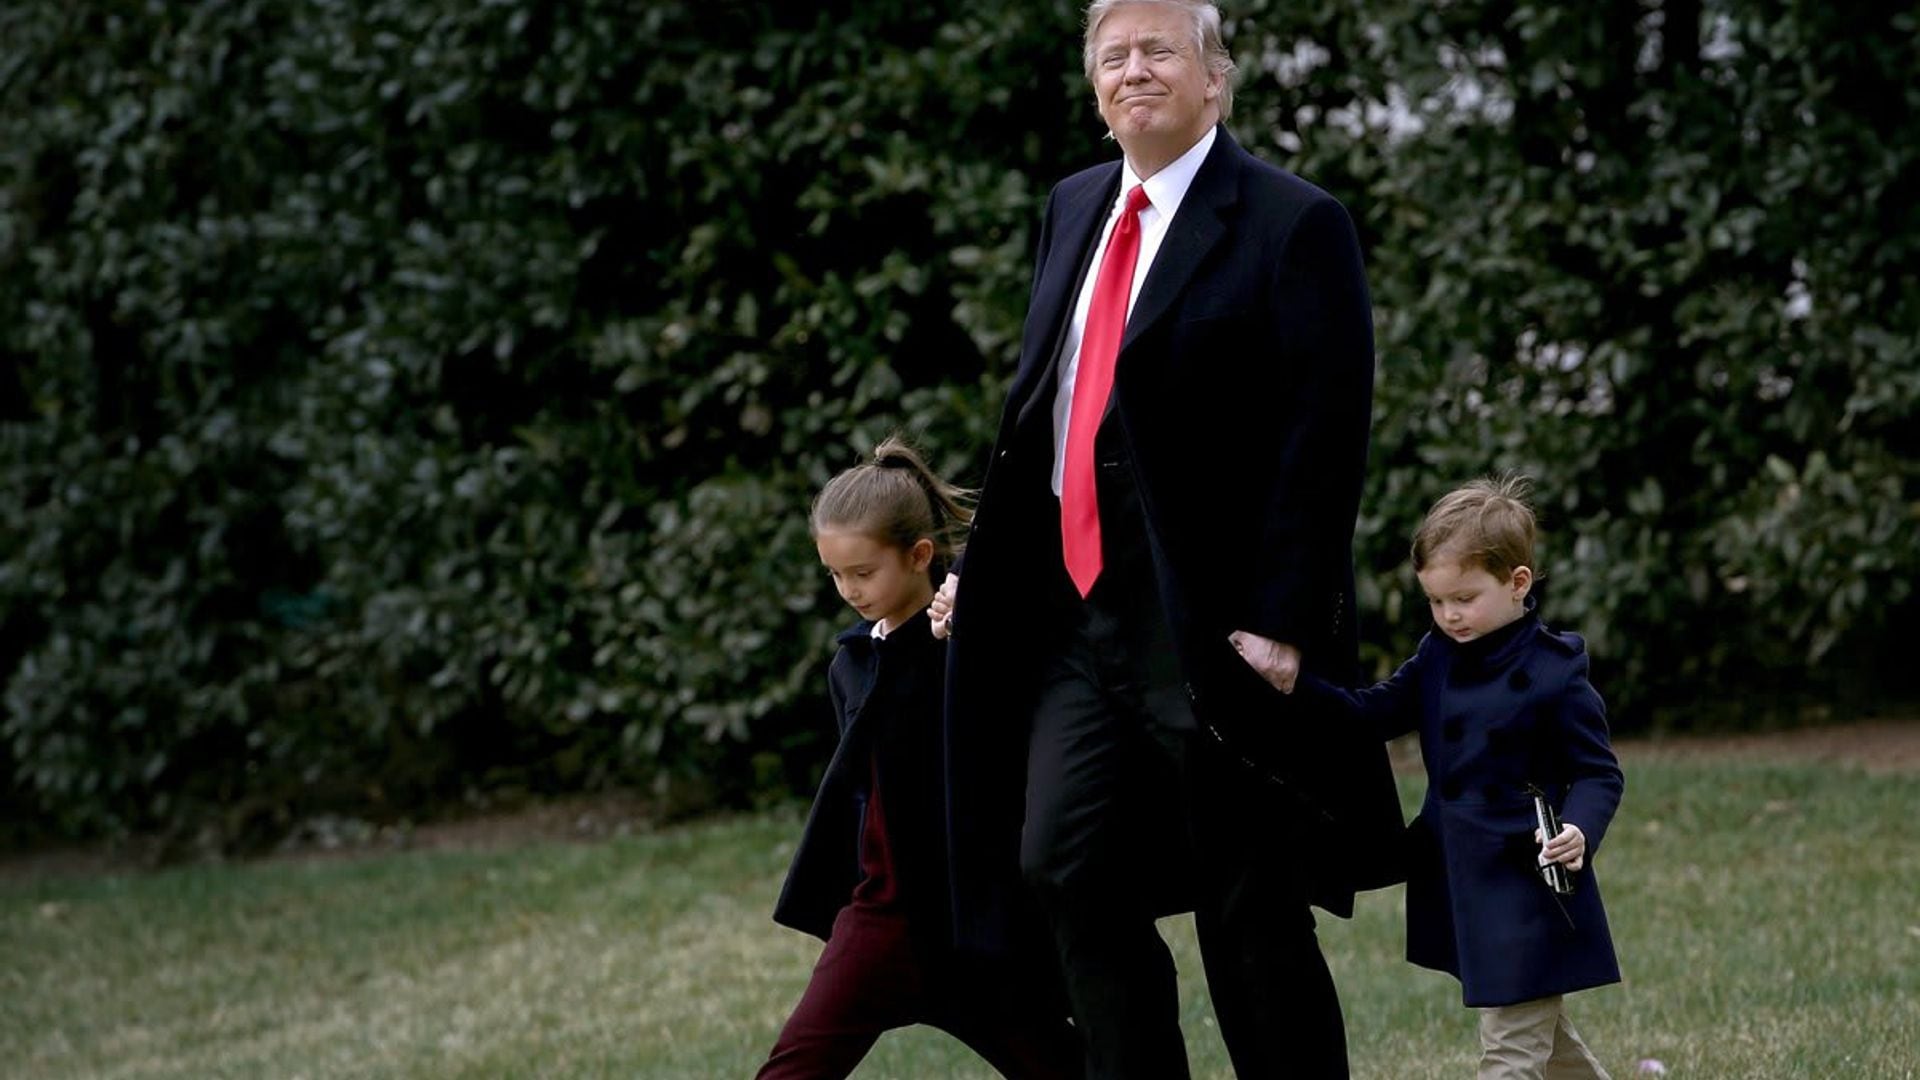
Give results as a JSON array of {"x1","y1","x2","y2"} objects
[
  {"x1": 949, "y1": 180, "x2": 1064, "y2": 594},
  {"x1": 1553, "y1": 650, "x2": 1624, "y2": 857},
  {"x1": 1029, "y1": 184, "x2": 1062, "y2": 304},
  {"x1": 1299, "y1": 646, "x2": 1423, "y2": 741},
  {"x1": 828, "y1": 649, "x2": 855, "y2": 740},
  {"x1": 1241, "y1": 196, "x2": 1375, "y2": 648}
]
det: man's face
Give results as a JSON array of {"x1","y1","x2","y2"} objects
[{"x1": 1090, "y1": 4, "x2": 1222, "y2": 161}]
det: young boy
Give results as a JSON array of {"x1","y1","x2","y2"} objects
[{"x1": 1304, "y1": 476, "x2": 1624, "y2": 1079}]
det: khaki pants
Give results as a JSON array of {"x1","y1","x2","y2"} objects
[{"x1": 1477, "y1": 995, "x2": 1611, "y2": 1080}]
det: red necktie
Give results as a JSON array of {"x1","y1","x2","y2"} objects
[{"x1": 1061, "y1": 184, "x2": 1152, "y2": 598}]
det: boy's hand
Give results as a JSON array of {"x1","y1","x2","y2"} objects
[
  {"x1": 1228, "y1": 630, "x2": 1300, "y2": 694},
  {"x1": 1536, "y1": 822, "x2": 1587, "y2": 872},
  {"x1": 929, "y1": 572, "x2": 959, "y2": 639}
]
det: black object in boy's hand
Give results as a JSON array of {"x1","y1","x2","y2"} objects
[{"x1": 1526, "y1": 783, "x2": 1575, "y2": 896}]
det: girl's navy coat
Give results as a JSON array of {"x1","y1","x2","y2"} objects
[
  {"x1": 772, "y1": 611, "x2": 959, "y2": 948},
  {"x1": 1309, "y1": 600, "x2": 1624, "y2": 1006}
]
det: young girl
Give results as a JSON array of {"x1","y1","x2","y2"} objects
[
  {"x1": 756, "y1": 437, "x2": 1081, "y2": 1080},
  {"x1": 1303, "y1": 476, "x2": 1624, "y2": 1079}
]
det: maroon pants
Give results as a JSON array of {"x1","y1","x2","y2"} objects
[{"x1": 758, "y1": 904, "x2": 1082, "y2": 1080}]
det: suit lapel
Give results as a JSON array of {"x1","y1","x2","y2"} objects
[
  {"x1": 1010, "y1": 167, "x2": 1121, "y2": 432},
  {"x1": 1117, "y1": 127, "x2": 1240, "y2": 360},
  {"x1": 1004, "y1": 127, "x2": 1245, "y2": 433}
]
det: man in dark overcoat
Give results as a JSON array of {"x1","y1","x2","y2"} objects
[{"x1": 931, "y1": 2, "x2": 1404, "y2": 1077}]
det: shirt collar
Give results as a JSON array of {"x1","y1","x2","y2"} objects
[
  {"x1": 1119, "y1": 125, "x2": 1217, "y2": 223},
  {"x1": 865, "y1": 607, "x2": 931, "y2": 642}
]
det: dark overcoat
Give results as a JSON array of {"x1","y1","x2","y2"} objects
[
  {"x1": 1306, "y1": 601, "x2": 1625, "y2": 1006},
  {"x1": 943, "y1": 127, "x2": 1406, "y2": 955},
  {"x1": 772, "y1": 612, "x2": 956, "y2": 946}
]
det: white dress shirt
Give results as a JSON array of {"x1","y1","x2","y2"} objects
[{"x1": 1050, "y1": 126, "x2": 1218, "y2": 496}]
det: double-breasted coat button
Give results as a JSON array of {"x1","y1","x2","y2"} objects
[
  {"x1": 1442, "y1": 717, "x2": 1465, "y2": 742},
  {"x1": 1509, "y1": 669, "x2": 1532, "y2": 690},
  {"x1": 1440, "y1": 778, "x2": 1464, "y2": 800}
]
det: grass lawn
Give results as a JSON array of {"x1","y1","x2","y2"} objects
[{"x1": 3, "y1": 752, "x2": 1916, "y2": 1078}]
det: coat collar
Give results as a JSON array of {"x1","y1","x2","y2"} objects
[
  {"x1": 834, "y1": 607, "x2": 934, "y2": 648},
  {"x1": 1435, "y1": 593, "x2": 1542, "y2": 674}
]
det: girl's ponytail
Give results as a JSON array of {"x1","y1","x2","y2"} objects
[{"x1": 812, "y1": 435, "x2": 975, "y2": 577}]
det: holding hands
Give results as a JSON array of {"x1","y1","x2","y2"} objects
[
  {"x1": 929, "y1": 572, "x2": 959, "y2": 639},
  {"x1": 1228, "y1": 630, "x2": 1300, "y2": 694}
]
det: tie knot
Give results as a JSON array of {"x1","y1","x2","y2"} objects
[{"x1": 1123, "y1": 184, "x2": 1151, "y2": 216}]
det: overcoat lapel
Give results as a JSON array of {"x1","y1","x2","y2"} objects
[
  {"x1": 1007, "y1": 127, "x2": 1246, "y2": 431},
  {"x1": 1011, "y1": 167, "x2": 1121, "y2": 432},
  {"x1": 1117, "y1": 130, "x2": 1239, "y2": 362}
]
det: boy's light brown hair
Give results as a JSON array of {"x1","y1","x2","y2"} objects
[{"x1": 1411, "y1": 475, "x2": 1537, "y2": 582}]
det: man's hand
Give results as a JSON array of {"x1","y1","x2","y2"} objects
[
  {"x1": 929, "y1": 572, "x2": 959, "y2": 639},
  {"x1": 1228, "y1": 630, "x2": 1299, "y2": 694},
  {"x1": 1536, "y1": 822, "x2": 1588, "y2": 872}
]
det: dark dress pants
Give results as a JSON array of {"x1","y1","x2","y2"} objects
[{"x1": 1019, "y1": 602, "x2": 1350, "y2": 1079}]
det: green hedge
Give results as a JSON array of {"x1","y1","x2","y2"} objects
[
  {"x1": 2, "y1": 0, "x2": 1915, "y2": 844},
  {"x1": 1225, "y1": 0, "x2": 1920, "y2": 712}
]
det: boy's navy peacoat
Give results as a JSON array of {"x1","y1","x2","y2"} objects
[{"x1": 1307, "y1": 600, "x2": 1624, "y2": 1006}]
